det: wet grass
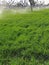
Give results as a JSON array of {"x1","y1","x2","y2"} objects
[{"x1": 0, "y1": 9, "x2": 49, "y2": 65}]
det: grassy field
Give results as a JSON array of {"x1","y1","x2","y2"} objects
[{"x1": 0, "y1": 9, "x2": 49, "y2": 65}]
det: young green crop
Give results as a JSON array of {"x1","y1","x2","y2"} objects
[{"x1": 0, "y1": 9, "x2": 49, "y2": 65}]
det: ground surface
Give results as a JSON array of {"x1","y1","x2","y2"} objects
[{"x1": 0, "y1": 9, "x2": 49, "y2": 65}]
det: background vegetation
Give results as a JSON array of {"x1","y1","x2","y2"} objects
[{"x1": 0, "y1": 9, "x2": 49, "y2": 65}]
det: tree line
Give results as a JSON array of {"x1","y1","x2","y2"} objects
[{"x1": 0, "y1": 0, "x2": 47, "y2": 11}]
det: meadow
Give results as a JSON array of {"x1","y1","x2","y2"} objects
[{"x1": 0, "y1": 9, "x2": 49, "y2": 65}]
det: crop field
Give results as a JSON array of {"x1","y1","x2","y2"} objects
[{"x1": 0, "y1": 9, "x2": 49, "y2": 65}]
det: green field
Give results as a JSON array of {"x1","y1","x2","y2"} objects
[{"x1": 0, "y1": 9, "x2": 49, "y2": 65}]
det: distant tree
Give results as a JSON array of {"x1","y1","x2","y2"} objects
[
  {"x1": 17, "y1": 0, "x2": 23, "y2": 7},
  {"x1": 17, "y1": 0, "x2": 28, "y2": 7},
  {"x1": 6, "y1": 0, "x2": 15, "y2": 8},
  {"x1": 17, "y1": 2, "x2": 23, "y2": 7},
  {"x1": 23, "y1": 0, "x2": 28, "y2": 7},
  {"x1": 29, "y1": 0, "x2": 35, "y2": 11}
]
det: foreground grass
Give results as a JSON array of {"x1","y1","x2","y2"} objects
[{"x1": 0, "y1": 9, "x2": 49, "y2": 65}]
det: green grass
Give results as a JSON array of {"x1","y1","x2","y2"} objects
[{"x1": 0, "y1": 9, "x2": 49, "y2": 65}]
